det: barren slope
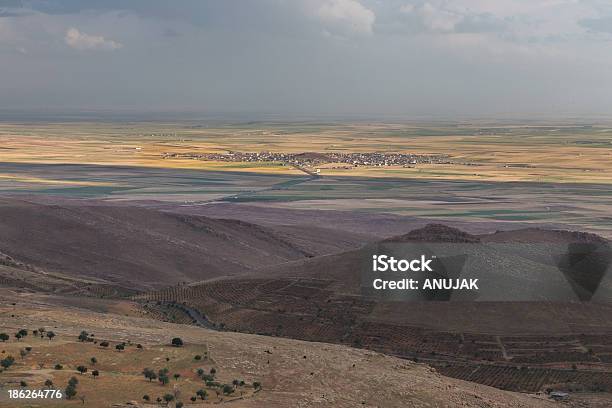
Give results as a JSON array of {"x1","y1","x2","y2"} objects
[{"x1": 0, "y1": 197, "x2": 311, "y2": 290}]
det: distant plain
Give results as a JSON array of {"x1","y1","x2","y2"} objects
[{"x1": 1, "y1": 121, "x2": 611, "y2": 237}]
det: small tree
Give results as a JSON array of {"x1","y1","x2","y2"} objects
[
  {"x1": 78, "y1": 331, "x2": 89, "y2": 342},
  {"x1": 194, "y1": 354, "x2": 202, "y2": 360},
  {"x1": 176, "y1": 402, "x2": 184, "y2": 408},
  {"x1": 173, "y1": 373, "x2": 181, "y2": 381},
  {"x1": 115, "y1": 344, "x2": 124, "y2": 351},
  {"x1": 196, "y1": 389, "x2": 207, "y2": 400},
  {"x1": 77, "y1": 365, "x2": 87, "y2": 375},
  {"x1": 15, "y1": 333, "x2": 22, "y2": 341},
  {"x1": 46, "y1": 331, "x2": 56, "y2": 341},
  {"x1": 171, "y1": 337, "x2": 183, "y2": 347},
  {"x1": 99, "y1": 341, "x2": 109, "y2": 348},
  {"x1": 232, "y1": 379, "x2": 240, "y2": 389},
  {"x1": 45, "y1": 379, "x2": 53, "y2": 389},
  {"x1": 68, "y1": 376, "x2": 79, "y2": 387},
  {"x1": 253, "y1": 381, "x2": 261, "y2": 390},
  {"x1": 65, "y1": 385, "x2": 77, "y2": 400},
  {"x1": 142, "y1": 368, "x2": 156, "y2": 382},
  {"x1": 190, "y1": 396, "x2": 197, "y2": 402},
  {"x1": 0, "y1": 333, "x2": 9, "y2": 342},
  {"x1": 196, "y1": 368, "x2": 205, "y2": 377},
  {"x1": 54, "y1": 364, "x2": 63, "y2": 370},
  {"x1": 222, "y1": 384, "x2": 234, "y2": 395},
  {"x1": 142, "y1": 395, "x2": 150, "y2": 402},
  {"x1": 90, "y1": 357, "x2": 97, "y2": 365},
  {"x1": 163, "y1": 393, "x2": 175, "y2": 404},
  {"x1": 92, "y1": 370, "x2": 99, "y2": 379},
  {"x1": 78, "y1": 395, "x2": 86, "y2": 404},
  {"x1": 158, "y1": 374, "x2": 169, "y2": 385},
  {"x1": 18, "y1": 329, "x2": 28, "y2": 337},
  {"x1": 19, "y1": 349, "x2": 27, "y2": 359},
  {"x1": 210, "y1": 367, "x2": 216, "y2": 376}
]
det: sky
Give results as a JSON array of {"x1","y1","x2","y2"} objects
[{"x1": 1, "y1": 0, "x2": 612, "y2": 119}]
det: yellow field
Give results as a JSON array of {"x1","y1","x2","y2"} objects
[{"x1": 1, "y1": 122, "x2": 611, "y2": 184}]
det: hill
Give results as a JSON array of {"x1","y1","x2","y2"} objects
[
  {"x1": 0, "y1": 288, "x2": 557, "y2": 408},
  {"x1": 136, "y1": 224, "x2": 612, "y2": 395},
  {"x1": 0, "y1": 197, "x2": 315, "y2": 291}
]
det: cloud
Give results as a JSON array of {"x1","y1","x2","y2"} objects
[
  {"x1": 580, "y1": 16, "x2": 612, "y2": 33},
  {"x1": 417, "y1": 2, "x2": 463, "y2": 32},
  {"x1": 64, "y1": 27, "x2": 122, "y2": 50},
  {"x1": 316, "y1": 0, "x2": 375, "y2": 35}
]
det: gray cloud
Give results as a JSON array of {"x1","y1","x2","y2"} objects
[
  {"x1": 0, "y1": 0, "x2": 612, "y2": 118},
  {"x1": 580, "y1": 16, "x2": 612, "y2": 34}
]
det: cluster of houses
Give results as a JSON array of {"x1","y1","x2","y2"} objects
[{"x1": 162, "y1": 151, "x2": 450, "y2": 168}]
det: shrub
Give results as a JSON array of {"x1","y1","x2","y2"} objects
[
  {"x1": 54, "y1": 364, "x2": 63, "y2": 370},
  {"x1": 171, "y1": 337, "x2": 183, "y2": 347},
  {"x1": 1, "y1": 356, "x2": 15, "y2": 369}
]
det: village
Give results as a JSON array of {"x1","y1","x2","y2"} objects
[{"x1": 161, "y1": 151, "x2": 452, "y2": 168}]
